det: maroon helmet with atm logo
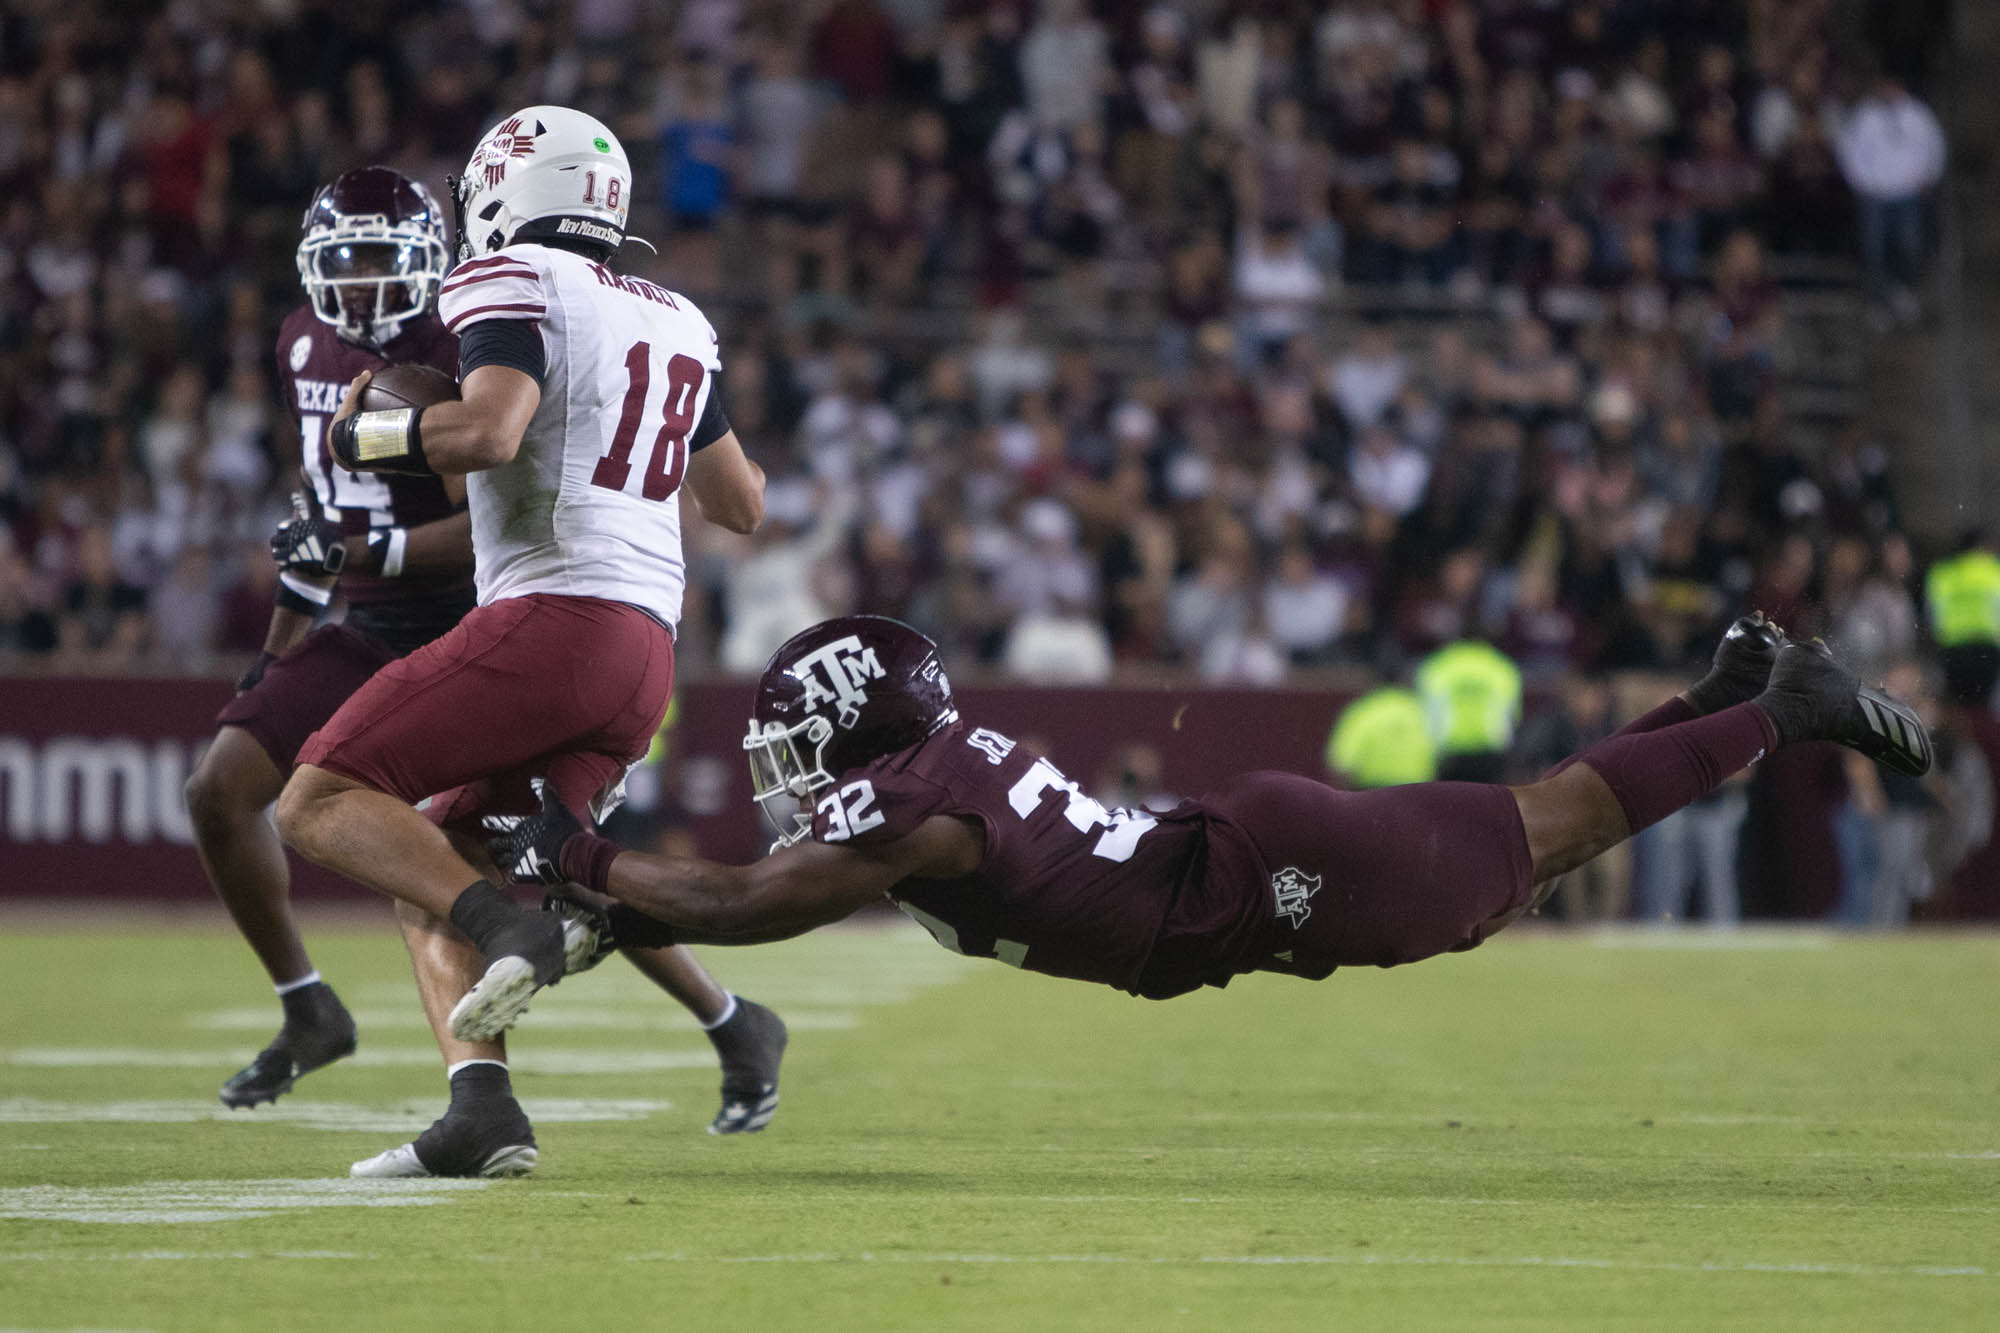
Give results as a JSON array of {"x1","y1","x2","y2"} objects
[
  {"x1": 743, "y1": 616, "x2": 959, "y2": 846},
  {"x1": 296, "y1": 166, "x2": 450, "y2": 349}
]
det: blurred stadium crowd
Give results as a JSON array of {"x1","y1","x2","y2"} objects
[{"x1": 0, "y1": 1, "x2": 1988, "y2": 919}]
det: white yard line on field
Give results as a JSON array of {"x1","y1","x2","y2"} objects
[
  {"x1": 187, "y1": 1006, "x2": 862, "y2": 1032},
  {"x1": 0, "y1": 1098, "x2": 672, "y2": 1132},
  {"x1": 4, "y1": 1048, "x2": 725, "y2": 1075},
  {"x1": 0, "y1": 1178, "x2": 486, "y2": 1224}
]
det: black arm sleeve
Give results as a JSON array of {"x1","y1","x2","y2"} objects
[
  {"x1": 458, "y1": 319, "x2": 546, "y2": 386},
  {"x1": 691, "y1": 371, "x2": 730, "y2": 452}
]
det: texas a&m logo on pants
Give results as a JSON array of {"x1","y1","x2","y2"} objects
[{"x1": 1271, "y1": 865, "x2": 1321, "y2": 929}]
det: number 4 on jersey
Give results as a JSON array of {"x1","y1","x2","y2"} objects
[{"x1": 591, "y1": 343, "x2": 704, "y2": 502}]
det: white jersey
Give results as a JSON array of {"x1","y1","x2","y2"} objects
[{"x1": 437, "y1": 243, "x2": 722, "y2": 627}]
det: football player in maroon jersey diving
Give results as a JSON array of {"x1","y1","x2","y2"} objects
[
  {"x1": 184, "y1": 168, "x2": 786, "y2": 1162},
  {"x1": 491, "y1": 613, "x2": 1930, "y2": 1009}
]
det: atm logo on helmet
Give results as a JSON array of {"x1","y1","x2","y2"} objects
[{"x1": 790, "y1": 637, "x2": 885, "y2": 728}]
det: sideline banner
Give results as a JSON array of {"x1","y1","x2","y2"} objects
[
  {"x1": 0, "y1": 678, "x2": 361, "y2": 901},
  {"x1": 0, "y1": 677, "x2": 1346, "y2": 899}
]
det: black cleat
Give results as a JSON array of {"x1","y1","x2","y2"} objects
[
  {"x1": 350, "y1": 1100, "x2": 538, "y2": 1178},
  {"x1": 1756, "y1": 639, "x2": 1934, "y2": 777},
  {"x1": 1686, "y1": 612, "x2": 1786, "y2": 715},
  {"x1": 706, "y1": 998, "x2": 787, "y2": 1135},
  {"x1": 217, "y1": 983, "x2": 357, "y2": 1109}
]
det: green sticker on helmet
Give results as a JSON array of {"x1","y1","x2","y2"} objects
[{"x1": 593, "y1": 137, "x2": 611, "y2": 153}]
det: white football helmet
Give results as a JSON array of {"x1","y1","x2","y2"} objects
[{"x1": 448, "y1": 105, "x2": 634, "y2": 263}]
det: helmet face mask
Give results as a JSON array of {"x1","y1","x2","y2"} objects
[
  {"x1": 741, "y1": 617, "x2": 960, "y2": 849},
  {"x1": 297, "y1": 168, "x2": 448, "y2": 350},
  {"x1": 742, "y1": 715, "x2": 837, "y2": 848}
]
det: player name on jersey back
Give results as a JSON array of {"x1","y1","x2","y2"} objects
[{"x1": 438, "y1": 244, "x2": 722, "y2": 628}]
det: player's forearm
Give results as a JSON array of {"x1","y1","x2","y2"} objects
[
  {"x1": 565, "y1": 837, "x2": 849, "y2": 945},
  {"x1": 400, "y1": 510, "x2": 474, "y2": 571},
  {"x1": 602, "y1": 854, "x2": 837, "y2": 945},
  {"x1": 411, "y1": 399, "x2": 526, "y2": 473},
  {"x1": 262, "y1": 604, "x2": 316, "y2": 657},
  {"x1": 342, "y1": 510, "x2": 475, "y2": 577}
]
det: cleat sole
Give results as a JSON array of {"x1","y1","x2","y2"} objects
[
  {"x1": 448, "y1": 956, "x2": 542, "y2": 1042},
  {"x1": 708, "y1": 1090, "x2": 778, "y2": 1135},
  {"x1": 478, "y1": 1145, "x2": 539, "y2": 1177},
  {"x1": 1855, "y1": 688, "x2": 1933, "y2": 777}
]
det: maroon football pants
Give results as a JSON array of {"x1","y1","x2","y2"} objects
[
  {"x1": 297, "y1": 592, "x2": 674, "y2": 828},
  {"x1": 1204, "y1": 772, "x2": 1536, "y2": 977}
]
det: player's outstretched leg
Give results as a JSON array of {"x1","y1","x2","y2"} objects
[
  {"x1": 277, "y1": 766, "x2": 597, "y2": 1041},
  {"x1": 1514, "y1": 633, "x2": 1929, "y2": 889},
  {"x1": 186, "y1": 727, "x2": 357, "y2": 1108},
  {"x1": 1543, "y1": 613, "x2": 1784, "y2": 780}
]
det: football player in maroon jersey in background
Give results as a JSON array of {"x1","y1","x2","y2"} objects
[
  {"x1": 185, "y1": 168, "x2": 786, "y2": 1157},
  {"x1": 492, "y1": 614, "x2": 1931, "y2": 1010}
]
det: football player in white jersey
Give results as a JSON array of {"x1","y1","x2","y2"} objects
[{"x1": 273, "y1": 107, "x2": 775, "y2": 1176}]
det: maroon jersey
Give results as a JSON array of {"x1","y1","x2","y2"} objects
[
  {"x1": 811, "y1": 721, "x2": 1270, "y2": 998},
  {"x1": 275, "y1": 306, "x2": 472, "y2": 652}
]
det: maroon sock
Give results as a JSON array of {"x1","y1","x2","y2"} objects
[
  {"x1": 1570, "y1": 702, "x2": 1777, "y2": 835},
  {"x1": 1543, "y1": 694, "x2": 1699, "y2": 778}
]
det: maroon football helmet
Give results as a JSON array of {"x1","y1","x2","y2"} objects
[
  {"x1": 744, "y1": 616, "x2": 959, "y2": 846},
  {"x1": 297, "y1": 166, "x2": 450, "y2": 349}
]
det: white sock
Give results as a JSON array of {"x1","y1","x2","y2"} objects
[
  {"x1": 700, "y1": 994, "x2": 739, "y2": 1031},
  {"x1": 447, "y1": 1058, "x2": 508, "y2": 1079},
  {"x1": 273, "y1": 970, "x2": 322, "y2": 997}
]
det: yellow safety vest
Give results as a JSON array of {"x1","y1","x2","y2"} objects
[
  {"x1": 1414, "y1": 640, "x2": 1523, "y2": 754},
  {"x1": 1925, "y1": 551, "x2": 2000, "y2": 647},
  {"x1": 1326, "y1": 686, "x2": 1438, "y2": 788}
]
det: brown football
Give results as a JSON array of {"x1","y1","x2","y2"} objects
[{"x1": 359, "y1": 363, "x2": 460, "y2": 412}]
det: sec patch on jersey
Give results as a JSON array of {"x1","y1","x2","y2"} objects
[{"x1": 361, "y1": 363, "x2": 460, "y2": 412}]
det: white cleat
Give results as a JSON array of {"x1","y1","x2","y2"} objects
[
  {"x1": 448, "y1": 955, "x2": 543, "y2": 1042},
  {"x1": 350, "y1": 1141, "x2": 538, "y2": 1179}
]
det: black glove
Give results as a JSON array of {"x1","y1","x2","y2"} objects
[
  {"x1": 270, "y1": 492, "x2": 346, "y2": 577},
  {"x1": 486, "y1": 786, "x2": 587, "y2": 886},
  {"x1": 235, "y1": 650, "x2": 278, "y2": 694}
]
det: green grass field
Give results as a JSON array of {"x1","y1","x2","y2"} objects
[{"x1": 1, "y1": 913, "x2": 1995, "y2": 1332}]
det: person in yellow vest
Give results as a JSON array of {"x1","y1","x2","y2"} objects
[
  {"x1": 1414, "y1": 638, "x2": 1524, "y2": 783},
  {"x1": 1924, "y1": 530, "x2": 2000, "y2": 710},
  {"x1": 1325, "y1": 684, "x2": 1438, "y2": 788}
]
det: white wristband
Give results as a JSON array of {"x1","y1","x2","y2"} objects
[
  {"x1": 381, "y1": 526, "x2": 409, "y2": 578},
  {"x1": 278, "y1": 570, "x2": 334, "y2": 607}
]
